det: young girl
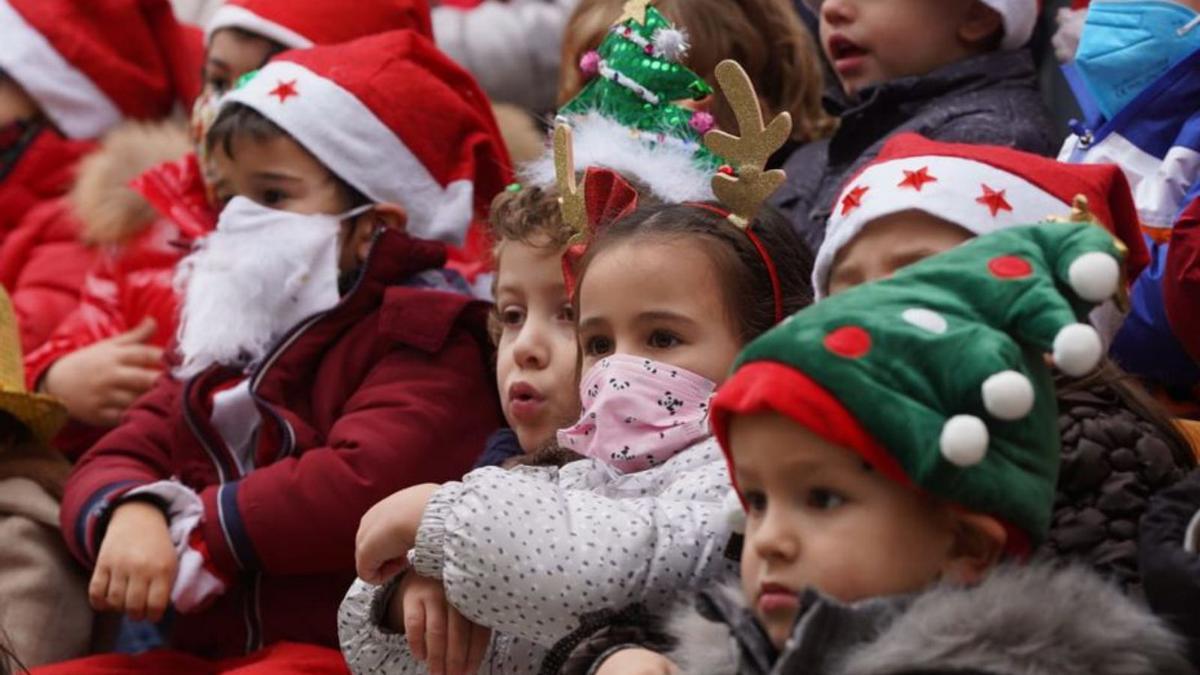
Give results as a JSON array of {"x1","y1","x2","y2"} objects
[{"x1": 340, "y1": 199, "x2": 814, "y2": 673}]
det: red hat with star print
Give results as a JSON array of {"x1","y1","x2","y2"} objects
[
  {"x1": 219, "y1": 30, "x2": 511, "y2": 245},
  {"x1": 205, "y1": 0, "x2": 432, "y2": 48},
  {"x1": 0, "y1": 0, "x2": 202, "y2": 139},
  {"x1": 814, "y1": 133, "x2": 1148, "y2": 298}
]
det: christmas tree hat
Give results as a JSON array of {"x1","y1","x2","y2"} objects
[
  {"x1": 526, "y1": 0, "x2": 720, "y2": 203},
  {"x1": 712, "y1": 222, "x2": 1126, "y2": 547}
]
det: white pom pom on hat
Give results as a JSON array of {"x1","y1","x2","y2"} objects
[
  {"x1": 940, "y1": 414, "x2": 989, "y2": 467},
  {"x1": 982, "y1": 370, "x2": 1035, "y2": 421},
  {"x1": 1068, "y1": 251, "x2": 1121, "y2": 303},
  {"x1": 979, "y1": 0, "x2": 1041, "y2": 50},
  {"x1": 1053, "y1": 323, "x2": 1103, "y2": 376}
]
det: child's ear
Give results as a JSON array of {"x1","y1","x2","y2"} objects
[
  {"x1": 958, "y1": 2, "x2": 1005, "y2": 46},
  {"x1": 940, "y1": 511, "x2": 1006, "y2": 585},
  {"x1": 354, "y1": 203, "x2": 408, "y2": 264}
]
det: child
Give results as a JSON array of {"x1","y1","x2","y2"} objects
[
  {"x1": 56, "y1": 30, "x2": 511, "y2": 666},
  {"x1": 557, "y1": 0, "x2": 834, "y2": 157},
  {"x1": 578, "y1": 223, "x2": 1193, "y2": 675},
  {"x1": 0, "y1": 0, "x2": 201, "y2": 354},
  {"x1": 771, "y1": 0, "x2": 1057, "y2": 253},
  {"x1": 814, "y1": 133, "x2": 1196, "y2": 593},
  {"x1": 24, "y1": 0, "x2": 435, "y2": 460},
  {"x1": 476, "y1": 182, "x2": 589, "y2": 468},
  {"x1": 0, "y1": 288, "x2": 92, "y2": 668},
  {"x1": 1058, "y1": 1, "x2": 1200, "y2": 415},
  {"x1": 341, "y1": 90, "x2": 816, "y2": 669}
]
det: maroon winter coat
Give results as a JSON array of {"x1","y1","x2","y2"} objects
[{"x1": 60, "y1": 228, "x2": 501, "y2": 657}]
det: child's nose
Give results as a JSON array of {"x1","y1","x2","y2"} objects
[
  {"x1": 513, "y1": 327, "x2": 550, "y2": 369},
  {"x1": 751, "y1": 509, "x2": 800, "y2": 561},
  {"x1": 821, "y1": 0, "x2": 855, "y2": 26}
]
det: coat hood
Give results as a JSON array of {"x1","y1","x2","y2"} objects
[
  {"x1": 69, "y1": 119, "x2": 191, "y2": 245},
  {"x1": 669, "y1": 564, "x2": 1194, "y2": 675}
]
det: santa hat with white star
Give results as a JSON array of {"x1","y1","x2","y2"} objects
[
  {"x1": 814, "y1": 133, "x2": 1148, "y2": 298},
  {"x1": 206, "y1": 0, "x2": 432, "y2": 48},
  {"x1": 219, "y1": 30, "x2": 511, "y2": 245}
]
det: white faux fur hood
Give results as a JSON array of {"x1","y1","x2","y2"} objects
[{"x1": 666, "y1": 564, "x2": 1195, "y2": 675}]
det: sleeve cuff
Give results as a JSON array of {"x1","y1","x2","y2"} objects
[
  {"x1": 339, "y1": 577, "x2": 413, "y2": 673},
  {"x1": 408, "y1": 482, "x2": 465, "y2": 578},
  {"x1": 125, "y1": 481, "x2": 204, "y2": 551}
]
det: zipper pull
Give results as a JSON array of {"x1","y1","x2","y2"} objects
[{"x1": 1068, "y1": 118, "x2": 1094, "y2": 149}]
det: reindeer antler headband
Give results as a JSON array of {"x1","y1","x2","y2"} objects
[{"x1": 695, "y1": 60, "x2": 792, "y2": 323}]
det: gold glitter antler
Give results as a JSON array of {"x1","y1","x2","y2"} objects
[
  {"x1": 1048, "y1": 193, "x2": 1132, "y2": 312},
  {"x1": 704, "y1": 60, "x2": 792, "y2": 228},
  {"x1": 554, "y1": 123, "x2": 587, "y2": 240}
]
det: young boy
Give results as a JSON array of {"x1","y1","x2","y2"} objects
[
  {"x1": 580, "y1": 223, "x2": 1193, "y2": 675},
  {"x1": 57, "y1": 30, "x2": 511, "y2": 665},
  {"x1": 0, "y1": 0, "x2": 201, "y2": 354},
  {"x1": 24, "y1": 0, "x2": 435, "y2": 460},
  {"x1": 770, "y1": 0, "x2": 1057, "y2": 253},
  {"x1": 815, "y1": 134, "x2": 1197, "y2": 595}
]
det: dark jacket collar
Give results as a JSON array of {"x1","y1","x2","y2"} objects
[{"x1": 824, "y1": 49, "x2": 1039, "y2": 120}]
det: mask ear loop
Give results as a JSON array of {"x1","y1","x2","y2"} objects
[{"x1": 685, "y1": 202, "x2": 784, "y2": 325}]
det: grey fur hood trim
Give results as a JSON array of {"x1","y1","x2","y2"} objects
[
  {"x1": 841, "y1": 564, "x2": 1193, "y2": 675},
  {"x1": 666, "y1": 564, "x2": 1193, "y2": 675}
]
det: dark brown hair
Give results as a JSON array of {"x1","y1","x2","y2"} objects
[
  {"x1": 574, "y1": 203, "x2": 814, "y2": 343},
  {"x1": 205, "y1": 102, "x2": 370, "y2": 209},
  {"x1": 559, "y1": 0, "x2": 836, "y2": 143}
]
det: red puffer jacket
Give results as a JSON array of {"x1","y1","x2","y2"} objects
[
  {"x1": 23, "y1": 124, "x2": 206, "y2": 457},
  {"x1": 0, "y1": 125, "x2": 95, "y2": 242},
  {"x1": 61, "y1": 228, "x2": 501, "y2": 657}
]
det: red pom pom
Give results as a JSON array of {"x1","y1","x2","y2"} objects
[{"x1": 717, "y1": 165, "x2": 735, "y2": 176}]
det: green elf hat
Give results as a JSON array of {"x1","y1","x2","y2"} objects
[{"x1": 712, "y1": 222, "x2": 1126, "y2": 548}]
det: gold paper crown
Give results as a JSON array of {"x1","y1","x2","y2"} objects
[
  {"x1": 704, "y1": 60, "x2": 792, "y2": 228},
  {"x1": 0, "y1": 288, "x2": 66, "y2": 443}
]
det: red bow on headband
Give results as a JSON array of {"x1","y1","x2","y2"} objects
[{"x1": 562, "y1": 167, "x2": 640, "y2": 300}]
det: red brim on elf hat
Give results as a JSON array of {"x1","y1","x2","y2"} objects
[
  {"x1": 712, "y1": 360, "x2": 1034, "y2": 557},
  {"x1": 815, "y1": 133, "x2": 1149, "y2": 298}
]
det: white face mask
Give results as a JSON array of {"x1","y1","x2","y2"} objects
[{"x1": 173, "y1": 196, "x2": 372, "y2": 379}]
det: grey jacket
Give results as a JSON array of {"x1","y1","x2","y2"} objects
[
  {"x1": 559, "y1": 564, "x2": 1194, "y2": 675},
  {"x1": 771, "y1": 49, "x2": 1059, "y2": 253}
]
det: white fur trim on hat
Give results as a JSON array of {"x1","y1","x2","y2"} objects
[
  {"x1": 205, "y1": 5, "x2": 314, "y2": 49},
  {"x1": 223, "y1": 61, "x2": 474, "y2": 244},
  {"x1": 522, "y1": 113, "x2": 715, "y2": 204},
  {"x1": 0, "y1": 0, "x2": 123, "y2": 139},
  {"x1": 980, "y1": 0, "x2": 1039, "y2": 50},
  {"x1": 813, "y1": 155, "x2": 1067, "y2": 298}
]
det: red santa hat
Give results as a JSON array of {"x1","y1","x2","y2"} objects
[
  {"x1": 815, "y1": 133, "x2": 1148, "y2": 298},
  {"x1": 205, "y1": 0, "x2": 433, "y2": 48},
  {"x1": 0, "y1": 0, "x2": 201, "y2": 140},
  {"x1": 220, "y1": 30, "x2": 511, "y2": 245}
]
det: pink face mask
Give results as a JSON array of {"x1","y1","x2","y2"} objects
[{"x1": 557, "y1": 354, "x2": 716, "y2": 473}]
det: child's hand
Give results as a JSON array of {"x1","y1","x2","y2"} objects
[
  {"x1": 355, "y1": 483, "x2": 440, "y2": 584},
  {"x1": 595, "y1": 648, "x2": 678, "y2": 675},
  {"x1": 42, "y1": 318, "x2": 164, "y2": 427},
  {"x1": 388, "y1": 573, "x2": 490, "y2": 675},
  {"x1": 89, "y1": 500, "x2": 178, "y2": 622}
]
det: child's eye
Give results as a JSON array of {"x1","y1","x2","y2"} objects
[
  {"x1": 206, "y1": 77, "x2": 229, "y2": 94},
  {"x1": 806, "y1": 488, "x2": 846, "y2": 511},
  {"x1": 584, "y1": 335, "x2": 614, "y2": 357},
  {"x1": 498, "y1": 306, "x2": 526, "y2": 327},
  {"x1": 557, "y1": 304, "x2": 576, "y2": 323},
  {"x1": 261, "y1": 189, "x2": 287, "y2": 206},
  {"x1": 648, "y1": 330, "x2": 681, "y2": 350},
  {"x1": 742, "y1": 490, "x2": 766, "y2": 514}
]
